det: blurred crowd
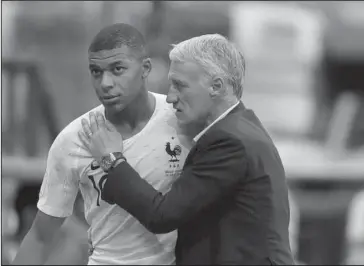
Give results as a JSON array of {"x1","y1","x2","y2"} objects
[{"x1": 2, "y1": 1, "x2": 364, "y2": 265}]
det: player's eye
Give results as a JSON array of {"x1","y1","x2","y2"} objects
[{"x1": 113, "y1": 66, "x2": 126, "y2": 75}]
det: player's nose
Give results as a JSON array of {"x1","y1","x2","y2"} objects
[{"x1": 100, "y1": 72, "x2": 114, "y2": 91}]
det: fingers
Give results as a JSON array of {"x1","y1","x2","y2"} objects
[
  {"x1": 81, "y1": 118, "x2": 93, "y2": 138},
  {"x1": 96, "y1": 112, "x2": 106, "y2": 129},
  {"x1": 89, "y1": 112, "x2": 98, "y2": 133},
  {"x1": 105, "y1": 119, "x2": 117, "y2": 132},
  {"x1": 78, "y1": 130, "x2": 90, "y2": 147},
  {"x1": 85, "y1": 112, "x2": 115, "y2": 133},
  {"x1": 95, "y1": 111, "x2": 116, "y2": 132}
]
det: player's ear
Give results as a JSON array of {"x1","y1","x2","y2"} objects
[{"x1": 141, "y1": 57, "x2": 152, "y2": 79}]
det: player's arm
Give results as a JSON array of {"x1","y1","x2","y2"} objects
[
  {"x1": 12, "y1": 211, "x2": 66, "y2": 265},
  {"x1": 12, "y1": 133, "x2": 79, "y2": 265}
]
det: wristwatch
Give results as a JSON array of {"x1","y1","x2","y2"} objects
[{"x1": 100, "y1": 152, "x2": 126, "y2": 172}]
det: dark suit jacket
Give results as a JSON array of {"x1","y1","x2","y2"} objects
[{"x1": 102, "y1": 102, "x2": 295, "y2": 265}]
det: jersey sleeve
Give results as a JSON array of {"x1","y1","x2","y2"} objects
[{"x1": 37, "y1": 131, "x2": 80, "y2": 218}]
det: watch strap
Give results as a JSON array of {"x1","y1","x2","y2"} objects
[{"x1": 110, "y1": 152, "x2": 126, "y2": 169}]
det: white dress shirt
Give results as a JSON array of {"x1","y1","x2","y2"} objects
[{"x1": 193, "y1": 101, "x2": 240, "y2": 143}]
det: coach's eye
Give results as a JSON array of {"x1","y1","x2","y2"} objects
[
  {"x1": 91, "y1": 69, "x2": 102, "y2": 77},
  {"x1": 172, "y1": 82, "x2": 185, "y2": 91}
]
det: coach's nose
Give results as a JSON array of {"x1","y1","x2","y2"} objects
[{"x1": 166, "y1": 86, "x2": 178, "y2": 104}]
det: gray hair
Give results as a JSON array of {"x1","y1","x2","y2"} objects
[{"x1": 169, "y1": 34, "x2": 245, "y2": 99}]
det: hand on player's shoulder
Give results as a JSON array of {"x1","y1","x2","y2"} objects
[{"x1": 78, "y1": 112, "x2": 123, "y2": 162}]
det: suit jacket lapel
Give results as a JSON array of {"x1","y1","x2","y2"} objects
[{"x1": 230, "y1": 101, "x2": 246, "y2": 115}]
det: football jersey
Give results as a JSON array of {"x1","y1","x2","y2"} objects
[{"x1": 37, "y1": 92, "x2": 192, "y2": 265}]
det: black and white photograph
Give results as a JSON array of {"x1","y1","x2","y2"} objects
[{"x1": 1, "y1": 1, "x2": 364, "y2": 265}]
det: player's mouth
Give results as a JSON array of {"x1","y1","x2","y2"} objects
[{"x1": 102, "y1": 95, "x2": 120, "y2": 104}]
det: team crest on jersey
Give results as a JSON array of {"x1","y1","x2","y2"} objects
[{"x1": 165, "y1": 137, "x2": 183, "y2": 178}]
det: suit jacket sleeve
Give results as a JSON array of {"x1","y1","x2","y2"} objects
[{"x1": 101, "y1": 132, "x2": 247, "y2": 233}]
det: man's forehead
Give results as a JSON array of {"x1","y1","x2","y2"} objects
[
  {"x1": 88, "y1": 47, "x2": 135, "y2": 61},
  {"x1": 168, "y1": 60, "x2": 203, "y2": 81}
]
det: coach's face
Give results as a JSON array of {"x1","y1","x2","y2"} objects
[
  {"x1": 88, "y1": 46, "x2": 151, "y2": 113},
  {"x1": 167, "y1": 60, "x2": 213, "y2": 126}
]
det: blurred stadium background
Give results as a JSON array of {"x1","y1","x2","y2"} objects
[{"x1": 1, "y1": 1, "x2": 364, "y2": 265}]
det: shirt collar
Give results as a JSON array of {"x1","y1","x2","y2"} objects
[{"x1": 193, "y1": 101, "x2": 240, "y2": 143}]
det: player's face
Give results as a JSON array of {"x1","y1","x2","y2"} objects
[
  {"x1": 88, "y1": 46, "x2": 151, "y2": 113},
  {"x1": 167, "y1": 60, "x2": 213, "y2": 126}
]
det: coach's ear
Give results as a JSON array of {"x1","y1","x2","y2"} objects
[
  {"x1": 142, "y1": 58, "x2": 152, "y2": 79},
  {"x1": 209, "y1": 76, "x2": 226, "y2": 98}
]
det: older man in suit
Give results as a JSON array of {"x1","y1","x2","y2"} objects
[{"x1": 80, "y1": 34, "x2": 295, "y2": 265}]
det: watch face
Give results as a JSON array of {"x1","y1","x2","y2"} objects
[{"x1": 101, "y1": 156, "x2": 112, "y2": 170}]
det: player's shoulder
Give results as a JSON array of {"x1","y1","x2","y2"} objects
[
  {"x1": 151, "y1": 92, "x2": 173, "y2": 111},
  {"x1": 150, "y1": 92, "x2": 194, "y2": 146},
  {"x1": 151, "y1": 91, "x2": 176, "y2": 118},
  {"x1": 151, "y1": 91, "x2": 167, "y2": 101},
  {"x1": 52, "y1": 105, "x2": 104, "y2": 148}
]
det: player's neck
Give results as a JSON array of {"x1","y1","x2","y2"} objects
[{"x1": 105, "y1": 89, "x2": 156, "y2": 136}]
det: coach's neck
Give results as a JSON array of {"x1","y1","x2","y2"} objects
[{"x1": 205, "y1": 95, "x2": 239, "y2": 127}]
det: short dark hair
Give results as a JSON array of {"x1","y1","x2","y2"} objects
[{"x1": 88, "y1": 23, "x2": 147, "y2": 57}]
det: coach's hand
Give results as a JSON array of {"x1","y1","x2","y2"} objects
[{"x1": 79, "y1": 111, "x2": 123, "y2": 163}]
